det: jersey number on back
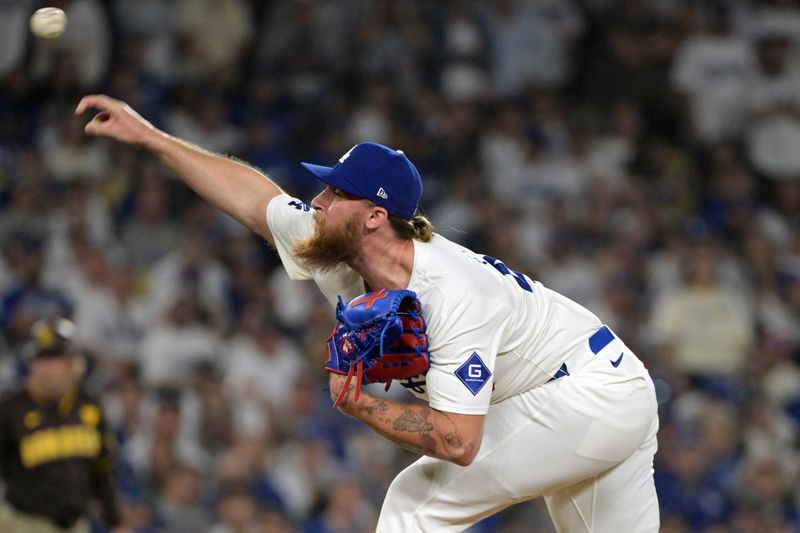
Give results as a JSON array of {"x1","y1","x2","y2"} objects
[{"x1": 482, "y1": 255, "x2": 533, "y2": 293}]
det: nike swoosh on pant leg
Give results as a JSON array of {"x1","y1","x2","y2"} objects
[{"x1": 610, "y1": 353, "x2": 624, "y2": 367}]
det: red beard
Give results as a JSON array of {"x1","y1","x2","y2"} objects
[{"x1": 292, "y1": 214, "x2": 363, "y2": 272}]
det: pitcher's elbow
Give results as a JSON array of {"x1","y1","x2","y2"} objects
[{"x1": 452, "y1": 443, "x2": 480, "y2": 467}]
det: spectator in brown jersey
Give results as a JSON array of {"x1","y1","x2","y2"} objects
[{"x1": 0, "y1": 317, "x2": 125, "y2": 533}]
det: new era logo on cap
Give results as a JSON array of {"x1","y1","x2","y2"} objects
[{"x1": 300, "y1": 142, "x2": 422, "y2": 220}]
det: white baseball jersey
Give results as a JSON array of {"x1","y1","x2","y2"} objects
[
  {"x1": 267, "y1": 193, "x2": 660, "y2": 532},
  {"x1": 267, "y1": 194, "x2": 603, "y2": 413}
]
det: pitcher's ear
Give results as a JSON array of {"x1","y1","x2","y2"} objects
[{"x1": 365, "y1": 205, "x2": 389, "y2": 229}]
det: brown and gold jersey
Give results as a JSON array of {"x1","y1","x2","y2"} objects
[{"x1": 0, "y1": 386, "x2": 120, "y2": 529}]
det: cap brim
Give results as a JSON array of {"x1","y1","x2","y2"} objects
[
  {"x1": 300, "y1": 162, "x2": 363, "y2": 198},
  {"x1": 33, "y1": 351, "x2": 73, "y2": 359},
  {"x1": 24, "y1": 345, "x2": 75, "y2": 360}
]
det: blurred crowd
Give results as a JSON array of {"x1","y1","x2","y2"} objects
[{"x1": 1, "y1": 0, "x2": 799, "y2": 531}]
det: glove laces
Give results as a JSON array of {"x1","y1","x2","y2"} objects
[
  {"x1": 333, "y1": 316, "x2": 393, "y2": 408},
  {"x1": 333, "y1": 359, "x2": 364, "y2": 409}
]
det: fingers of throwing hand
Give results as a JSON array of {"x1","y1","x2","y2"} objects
[
  {"x1": 83, "y1": 115, "x2": 108, "y2": 135},
  {"x1": 75, "y1": 94, "x2": 152, "y2": 144},
  {"x1": 74, "y1": 94, "x2": 117, "y2": 116},
  {"x1": 76, "y1": 95, "x2": 121, "y2": 136}
]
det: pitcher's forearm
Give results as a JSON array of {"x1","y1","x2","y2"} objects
[
  {"x1": 340, "y1": 393, "x2": 480, "y2": 466},
  {"x1": 76, "y1": 94, "x2": 286, "y2": 242},
  {"x1": 146, "y1": 131, "x2": 283, "y2": 240}
]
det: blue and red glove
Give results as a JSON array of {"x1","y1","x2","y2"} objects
[{"x1": 326, "y1": 289, "x2": 430, "y2": 407}]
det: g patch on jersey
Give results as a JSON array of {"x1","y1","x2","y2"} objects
[{"x1": 455, "y1": 352, "x2": 492, "y2": 395}]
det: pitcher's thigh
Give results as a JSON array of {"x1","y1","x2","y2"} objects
[
  {"x1": 544, "y1": 423, "x2": 659, "y2": 533},
  {"x1": 376, "y1": 387, "x2": 634, "y2": 532},
  {"x1": 376, "y1": 454, "x2": 508, "y2": 533}
]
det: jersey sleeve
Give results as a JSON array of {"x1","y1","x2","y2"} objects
[
  {"x1": 265, "y1": 193, "x2": 316, "y2": 280},
  {"x1": 424, "y1": 293, "x2": 512, "y2": 415}
]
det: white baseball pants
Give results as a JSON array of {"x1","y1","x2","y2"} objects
[{"x1": 376, "y1": 335, "x2": 660, "y2": 532}]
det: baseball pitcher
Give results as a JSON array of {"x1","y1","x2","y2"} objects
[{"x1": 75, "y1": 95, "x2": 659, "y2": 532}]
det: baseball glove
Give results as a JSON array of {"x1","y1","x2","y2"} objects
[{"x1": 325, "y1": 289, "x2": 430, "y2": 407}]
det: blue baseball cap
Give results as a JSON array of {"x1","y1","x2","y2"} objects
[{"x1": 301, "y1": 142, "x2": 422, "y2": 220}]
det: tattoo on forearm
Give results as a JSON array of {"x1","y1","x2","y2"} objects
[
  {"x1": 393, "y1": 408, "x2": 432, "y2": 433},
  {"x1": 354, "y1": 400, "x2": 476, "y2": 462},
  {"x1": 392, "y1": 407, "x2": 437, "y2": 454},
  {"x1": 440, "y1": 412, "x2": 475, "y2": 456},
  {"x1": 359, "y1": 398, "x2": 389, "y2": 417}
]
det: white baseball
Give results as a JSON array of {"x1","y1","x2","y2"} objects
[{"x1": 30, "y1": 7, "x2": 67, "y2": 40}]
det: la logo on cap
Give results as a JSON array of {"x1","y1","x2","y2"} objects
[
  {"x1": 339, "y1": 146, "x2": 354, "y2": 164},
  {"x1": 301, "y1": 142, "x2": 423, "y2": 220}
]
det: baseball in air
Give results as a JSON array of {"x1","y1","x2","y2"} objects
[{"x1": 30, "y1": 7, "x2": 67, "y2": 40}]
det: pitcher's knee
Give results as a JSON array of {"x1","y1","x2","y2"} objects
[
  {"x1": 380, "y1": 468, "x2": 421, "y2": 518},
  {"x1": 379, "y1": 462, "x2": 452, "y2": 531}
]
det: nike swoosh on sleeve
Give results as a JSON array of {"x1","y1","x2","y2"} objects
[{"x1": 610, "y1": 353, "x2": 624, "y2": 368}]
